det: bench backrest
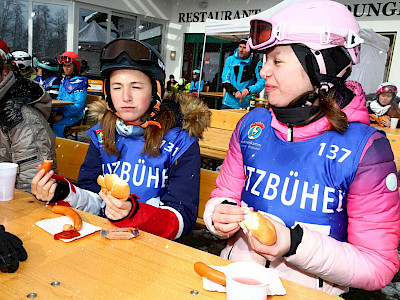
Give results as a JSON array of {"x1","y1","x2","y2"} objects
[
  {"x1": 210, "y1": 109, "x2": 245, "y2": 131},
  {"x1": 55, "y1": 137, "x2": 89, "y2": 183},
  {"x1": 197, "y1": 169, "x2": 219, "y2": 225}
]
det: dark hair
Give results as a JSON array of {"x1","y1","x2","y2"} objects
[
  {"x1": 387, "y1": 102, "x2": 400, "y2": 119},
  {"x1": 169, "y1": 74, "x2": 174, "y2": 79},
  {"x1": 100, "y1": 102, "x2": 177, "y2": 157},
  {"x1": 307, "y1": 89, "x2": 348, "y2": 134}
]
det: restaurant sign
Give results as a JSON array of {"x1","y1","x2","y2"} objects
[
  {"x1": 345, "y1": 1, "x2": 400, "y2": 19},
  {"x1": 178, "y1": 1, "x2": 400, "y2": 23},
  {"x1": 178, "y1": 9, "x2": 261, "y2": 23}
]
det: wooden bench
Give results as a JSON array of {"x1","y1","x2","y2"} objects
[
  {"x1": 64, "y1": 94, "x2": 104, "y2": 140},
  {"x1": 197, "y1": 169, "x2": 219, "y2": 225},
  {"x1": 55, "y1": 137, "x2": 219, "y2": 225},
  {"x1": 199, "y1": 109, "x2": 246, "y2": 160},
  {"x1": 55, "y1": 137, "x2": 89, "y2": 182}
]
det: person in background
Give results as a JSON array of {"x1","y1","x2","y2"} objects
[
  {"x1": 0, "y1": 39, "x2": 10, "y2": 55},
  {"x1": 31, "y1": 39, "x2": 211, "y2": 240},
  {"x1": 368, "y1": 82, "x2": 400, "y2": 127},
  {"x1": 204, "y1": 0, "x2": 399, "y2": 296},
  {"x1": 166, "y1": 74, "x2": 177, "y2": 92},
  {"x1": 33, "y1": 57, "x2": 61, "y2": 99},
  {"x1": 174, "y1": 77, "x2": 190, "y2": 94},
  {"x1": 11, "y1": 51, "x2": 37, "y2": 80},
  {"x1": 0, "y1": 50, "x2": 57, "y2": 192},
  {"x1": 221, "y1": 37, "x2": 265, "y2": 109},
  {"x1": 188, "y1": 69, "x2": 204, "y2": 94},
  {"x1": 0, "y1": 225, "x2": 27, "y2": 273},
  {"x1": 52, "y1": 51, "x2": 89, "y2": 138}
]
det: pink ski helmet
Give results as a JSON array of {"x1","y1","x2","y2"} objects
[{"x1": 248, "y1": 0, "x2": 363, "y2": 89}]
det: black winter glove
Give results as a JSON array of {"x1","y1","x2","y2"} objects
[{"x1": 0, "y1": 225, "x2": 28, "y2": 273}]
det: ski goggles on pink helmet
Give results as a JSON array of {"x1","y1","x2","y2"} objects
[
  {"x1": 376, "y1": 83, "x2": 397, "y2": 95},
  {"x1": 247, "y1": 0, "x2": 363, "y2": 64}
]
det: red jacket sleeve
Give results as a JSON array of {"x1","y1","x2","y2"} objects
[{"x1": 111, "y1": 196, "x2": 180, "y2": 240}]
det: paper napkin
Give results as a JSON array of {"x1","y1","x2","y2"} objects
[{"x1": 36, "y1": 216, "x2": 102, "y2": 242}]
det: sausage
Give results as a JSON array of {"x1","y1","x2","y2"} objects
[
  {"x1": 39, "y1": 159, "x2": 53, "y2": 173},
  {"x1": 52, "y1": 205, "x2": 83, "y2": 231},
  {"x1": 194, "y1": 262, "x2": 226, "y2": 286}
]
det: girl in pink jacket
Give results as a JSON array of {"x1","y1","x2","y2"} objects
[{"x1": 204, "y1": 0, "x2": 400, "y2": 296}]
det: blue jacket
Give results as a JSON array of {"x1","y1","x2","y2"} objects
[
  {"x1": 221, "y1": 49, "x2": 265, "y2": 109},
  {"x1": 56, "y1": 76, "x2": 88, "y2": 117},
  {"x1": 76, "y1": 126, "x2": 201, "y2": 238},
  {"x1": 189, "y1": 79, "x2": 204, "y2": 93},
  {"x1": 34, "y1": 74, "x2": 61, "y2": 99}
]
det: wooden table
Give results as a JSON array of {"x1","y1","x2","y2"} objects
[
  {"x1": 52, "y1": 100, "x2": 74, "y2": 107},
  {"x1": 199, "y1": 92, "x2": 224, "y2": 98},
  {"x1": 1, "y1": 190, "x2": 336, "y2": 299}
]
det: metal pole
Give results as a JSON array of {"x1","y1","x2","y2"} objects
[{"x1": 198, "y1": 33, "x2": 207, "y2": 98}]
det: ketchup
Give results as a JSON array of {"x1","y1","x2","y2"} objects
[{"x1": 54, "y1": 230, "x2": 81, "y2": 240}]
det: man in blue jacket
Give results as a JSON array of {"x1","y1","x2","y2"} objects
[{"x1": 221, "y1": 38, "x2": 265, "y2": 109}]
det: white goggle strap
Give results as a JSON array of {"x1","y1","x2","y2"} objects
[
  {"x1": 345, "y1": 29, "x2": 364, "y2": 48},
  {"x1": 274, "y1": 22, "x2": 285, "y2": 41},
  {"x1": 320, "y1": 25, "x2": 330, "y2": 45}
]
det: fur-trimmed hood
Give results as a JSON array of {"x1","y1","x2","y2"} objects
[{"x1": 87, "y1": 91, "x2": 211, "y2": 139}]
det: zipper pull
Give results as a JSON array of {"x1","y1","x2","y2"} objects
[{"x1": 287, "y1": 124, "x2": 294, "y2": 142}]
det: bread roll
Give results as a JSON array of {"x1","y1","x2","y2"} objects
[
  {"x1": 97, "y1": 174, "x2": 130, "y2": 201},
  {"x1": 239, "y1": 211, "x2": 277, "y2": 245},
  {"x1": 97, "y1": 175, "x2": 107, "y2": 193}
]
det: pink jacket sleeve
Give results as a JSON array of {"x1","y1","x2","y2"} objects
[{"x1": 286, "y1": 132, "x2": 400, "y2": 290}]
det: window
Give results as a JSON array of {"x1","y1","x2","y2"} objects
[
  {"x1": 0, "y1": 0, "x2": 28, "y2": 52},
  {"x1": 78, "y1": 9, "x2": 109, "y2": 76},
  {"x1": 112, "y1": 14, "x2": 136, "y2": 39},
  {"x1": 139, "y1": 20, "x2": 163, "y2": 53},
  {"x1": 32, "y1": 2, "x2": 68, "y2": 58}
]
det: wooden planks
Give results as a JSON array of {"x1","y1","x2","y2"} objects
[
  {"x1": 55, "y1": 137, "x2": 89, "y2": 182},
  {"x1": 197, "y1": 169, "x2": 219, "y2": 225}
]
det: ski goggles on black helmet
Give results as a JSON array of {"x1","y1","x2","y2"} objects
[{"x1": 100, "y1": 39, "x2": 165, "y2": 80}]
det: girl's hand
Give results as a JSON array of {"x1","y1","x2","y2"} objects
[
  {"x1": 211, "y1": 204, "x2": 252, "y2": 237},
  {"x1": 381, "y1": 117, "x2": 390, "y2": 127},
  {"x1": 246, "y1": 217, "x2": 291, "y2": 262},
  {"x1": 31, "y1": 166, "x2": 57, "y2": 202},
  {"x1": 100, "y1": 191, "x2": 132, "y2": 220}
]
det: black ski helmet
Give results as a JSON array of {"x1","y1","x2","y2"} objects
[
  {"x1": 33, "y1": 56, "x2": 59, "y2": 72},
  {"x1": 100, "y1": 39, "x2": 165, "y2": 115}
]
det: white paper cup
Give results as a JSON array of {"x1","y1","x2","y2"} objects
[
  {"x1": 225, "y1": 262, "x2": 269, "y2": 300},
  {"x1": 390, "y1": 118, "x2": 399, "y2": 129},
  {"x1": 0, "y1": 163, "x2": 18, "y2": 201}
]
